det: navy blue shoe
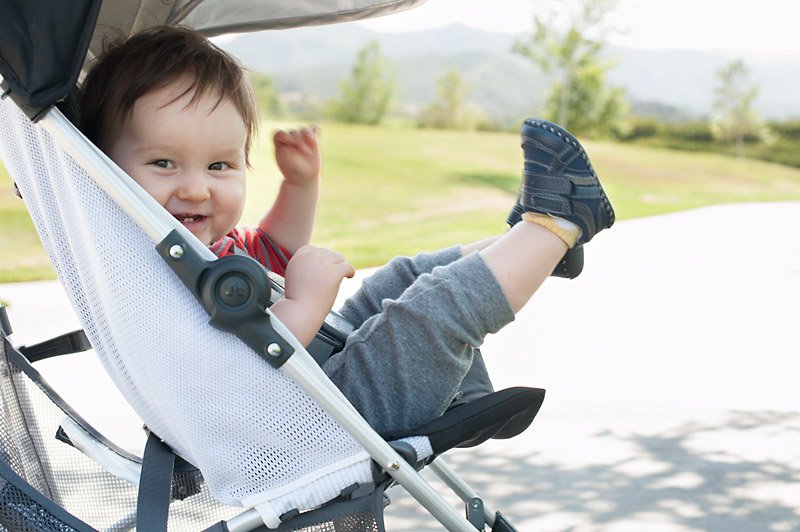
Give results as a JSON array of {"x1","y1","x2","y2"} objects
[
  {"x1": 552, "y1": 245, "x2": 584, "y2": 279},
  {"x1": 511, "y1": 119, "x2": 615, "y2": 245}
]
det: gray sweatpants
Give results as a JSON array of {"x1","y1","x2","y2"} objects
[{"x1": 322, "y1": 246, "x2": 515, "y2": 434}]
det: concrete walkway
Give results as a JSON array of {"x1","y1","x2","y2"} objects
[
  {"x1": 2, "y1": 201, "x2": 799, "y2": 531},
  {"x1": 382, "y1": 201, "x2": 800, "y2": 531}
]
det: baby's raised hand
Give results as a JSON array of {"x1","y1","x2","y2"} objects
[{"x1": 273, "y1": 126, "x2": 321, "y2": 186}]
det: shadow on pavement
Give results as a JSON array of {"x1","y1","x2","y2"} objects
[{"x1": 385, "y1": 409, "x2": 800, "y2": 531}]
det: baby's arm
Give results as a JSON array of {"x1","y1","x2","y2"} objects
[
  {"x1": 269, "y1": 244, "x2": 355, "y2": 346},
  {"x1": 259, "y1": 127, "x2": 321, "y2": 254}
]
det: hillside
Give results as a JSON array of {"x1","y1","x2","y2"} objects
[{"x1": 217, "y1": 23, "x2": 800, "y2": 123}]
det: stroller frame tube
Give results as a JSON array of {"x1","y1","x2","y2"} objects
[
  {"x1": 431, "y1": 458, "x2": 497, "y2": 526},
  {"x1": 280, "y1": 348, "x2": 477, "y2": 532},
  {"x1": 37, "y1": 106, "x2": 480, "y2": 532}
]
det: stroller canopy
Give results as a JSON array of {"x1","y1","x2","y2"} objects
[{"x1": 0, "y1": 0, "x2": 426, "y2": 119}]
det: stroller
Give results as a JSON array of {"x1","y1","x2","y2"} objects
[{"x1": 0, "y1": 1, "x2": 546, "y2": 530}]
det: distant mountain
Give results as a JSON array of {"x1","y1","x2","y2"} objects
[
  {"x1": 217, "y1": 23, "x2": 800, "y2": 122},
  {"x1": 605, "y1": 47, "x2": 800, "y2": 120},
  {"x1": 268, "y1": 49, "x2": 547, "y2": 123},
  {"x1": 219, "y1": 23, "x2": 520, "y2": 71}
]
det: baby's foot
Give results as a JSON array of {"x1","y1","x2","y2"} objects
[{"x1": 508, "y1": 119, "x2": 615, "y2": 245}]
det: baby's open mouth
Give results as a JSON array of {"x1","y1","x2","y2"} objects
[{"x1": 174, "y1": 214, "x2": 206, "y2": 224}]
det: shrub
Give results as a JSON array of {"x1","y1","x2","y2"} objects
[{"x1": 621, "y1": 117, "x2": 662, "y2": 140}]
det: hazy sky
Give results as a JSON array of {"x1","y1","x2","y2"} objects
[{"x1": 358, "y1": 0, "x2": 800, "y2": 56}]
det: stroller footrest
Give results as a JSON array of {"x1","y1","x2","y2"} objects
[{"x1": 380, "y1": 387, "x2": 545, "y2": 455}]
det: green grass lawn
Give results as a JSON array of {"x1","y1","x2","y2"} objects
[
  {"x1": 3, "y1": 121, "x2": 800, "y2": 282},
  {"x1": 0, "y1": 163, "x2": 59, "y2": 282}
]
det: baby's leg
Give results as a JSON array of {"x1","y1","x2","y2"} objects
[
  {"x1": 338, "y1": 247, "x2": 462, "y2": 327},
  {"x1": 486, "y1": 118, "x2": 616, "y2": 311},
  {"x1": 338, "y1": 236, "x2": 502, "y2": 327},
  {"x1": 323, "y1": 252, "x2": 513, "y2": 435},
  {"x1": 338, "y1": 244, "x2": 498, "y2": 413},
  {"x1": 323, "y1": 229, "x2": 563, "y2": 434},
  {"x1": 325, "y1": 119, "x2": 615, "y2": 433},
  {"x1": 480, "y1": 222, "x2": 567, "y2": 312}
]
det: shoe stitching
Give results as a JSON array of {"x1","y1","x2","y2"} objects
[{"x1": 524, "y1": 120, "x2": 615, "y2": 228}]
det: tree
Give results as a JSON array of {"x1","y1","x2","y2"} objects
[
  {"x1": 711, "y1": 59, "x2": 771, "y2": 158},
  {"x1": 513, "y1": 0, "x2": 628, "y2": 137},
  {"x1": 327, "y1": 41, "x2": 395, "y2": 125},
  {"x1": 249, "y1": 71, "x2": 283, "y2": 118},
  {"x1": 542, "y1": 60, "x2": 629, "y2": 138},
  {"x1": 418, "y1": 68, "x2": 483, "y2": 130}
]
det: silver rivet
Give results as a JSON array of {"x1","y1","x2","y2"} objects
[
  {"x1": 168, "y1": 244, "x2": 184, "y2": 259},
  {"x1": 472, "y1": 501, "x2": 481, "y2": 509},
  {"x1": 266, "y1": 343, "x2": 282, "y2": 357}
]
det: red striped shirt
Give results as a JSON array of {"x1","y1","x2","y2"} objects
[{"x1": 209, "y1": 227, "x2": 292, "y2": 275}]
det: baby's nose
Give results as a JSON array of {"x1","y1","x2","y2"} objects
[{"x1": 176, "y1": 172, "x2": 211, "y2": 202}]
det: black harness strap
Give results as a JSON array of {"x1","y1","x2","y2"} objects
[
  {"x1": 137, "y1": 431, "x2": 176, "y2": 532},
  {"x1": 18, "y1": 329, "x2": 91, "y2": 362}
]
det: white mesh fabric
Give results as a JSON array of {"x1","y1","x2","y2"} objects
[{"x1": 0, "y1": 99, "x2": 437, "y2": 513}]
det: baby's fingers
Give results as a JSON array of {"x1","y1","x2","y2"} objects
[
  {"x1": 300, "y1": 126, "x2": 319, "y2": 145},
  {"x1": 273, "y1": 129, "x2": 294, "y2": 146},
  {"x1": 339, "y1": 261, "x2": 356, "y2": 279},
  {"x1": 320, "y1": 249, "x2": 354, "y2": 279},
  {"x1": 295, "y1": 127, "x2": 319, "y2": 155},
  {"x1": 274, "y1": 127, "x2": 317, "y2": 155},
  {"x1": 273, "y1": 129, "x2": 306, "y2": 154}
]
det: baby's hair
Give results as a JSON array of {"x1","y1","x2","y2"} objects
[{"x1": 78, "y1": 25, "x2": 258, "y2": 164}]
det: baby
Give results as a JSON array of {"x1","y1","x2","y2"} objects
[{"x1": 78, "y1": 26, "x2": 614, "y2": 434}]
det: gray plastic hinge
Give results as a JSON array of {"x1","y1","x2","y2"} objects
[{"x1": 466, "y1": 496, "x2": 485, "y2": 531}]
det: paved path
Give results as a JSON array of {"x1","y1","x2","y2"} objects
[
  {"x1": 2, "y1": 201, "x2": 799, "y2": 531},
  {"x1": 382, "y1": 201, "x2": 800, "y2": 531}
]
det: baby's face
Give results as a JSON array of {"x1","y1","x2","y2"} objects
[{"x1": 108, "y1": 81, "x2": 248, "y2": 245}]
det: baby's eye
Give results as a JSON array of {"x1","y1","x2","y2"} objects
[
  {"x1": 208, "y1": 162, "x2": 230, "y2": 171},
  {"x1": 151, "y1": 159, "x2": 175, "y2": 169}
]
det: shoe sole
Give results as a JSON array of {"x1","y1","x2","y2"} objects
[
  {"x1": 553, "y1": 245, "x2": 584, "y2": 279},
  {"x1": 521, "y1": 119, "x2": 616, "y2": 239}
]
